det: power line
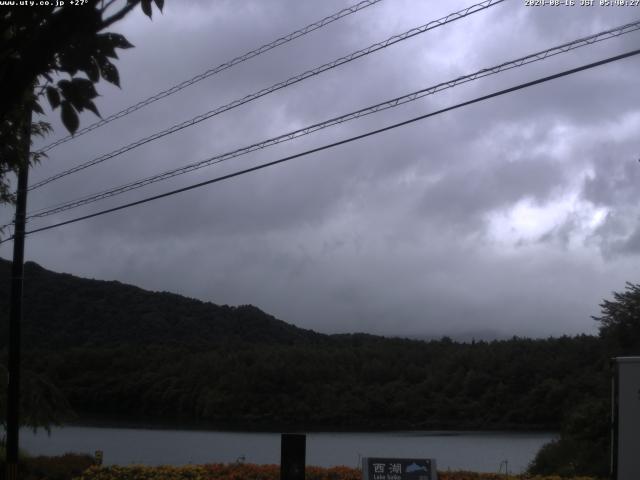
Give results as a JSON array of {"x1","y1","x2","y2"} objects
[
  {"x1": 4, "y1": 47, "x2": 637, "y2": 244},
  {"x1": 35, "y1": 0, "x2": 385, "y2": 154},
  {"x1": 28, "y1": 0, "x2": 505, "y2": 191},
  {"x1": 24, "y1": 18, "x2": 640, "y2": 220}
]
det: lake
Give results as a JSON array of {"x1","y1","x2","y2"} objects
[{"x1": 20, "y1": 426, "x2": 555, "y2": 474}]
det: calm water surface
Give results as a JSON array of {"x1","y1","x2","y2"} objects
[{"x1": 21, "y1": 427, "x2": 555, "y2": 474}]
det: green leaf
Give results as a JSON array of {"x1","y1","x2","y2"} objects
[
  {"x1": 95, "y1": 34, "x2": 118, "y2": 59},
  {"x1": 57, "y1": 79, "x2": 72, "y2": 100},
  {"x1": 107, "y1": 33, "x2": 134, "y2": 50},
  {"x1": 59, "y1": 78, "x2": 100, "y2": 116},
  {"x1": 84, "y1": 99, "x2": 101, "y2": 118},
  {"x1": 141, "y1": 0, "x2": 152, "y2": 18},
  {"x1": 71, "y1": 77, "x2": 98, "y2": 99},
  {"x1": 99, "y1": 59, "x2": 120, "y2": 87},
  {"x1": 58, "y1": 56, "x2": 79, "y2": 76},
  {"x1": 60, "y1": 101, "x2": 79, "y2": 134},
  {"x1": 84, "y1": 58, "x2": 100, "y2": 83},
  {"x1": 32, "y1": 101, "x2": 44, "y2": 115},
  {"x1": 58, "y1": 79, "x2": 84, "y2": 112},
  {"x1": 30, "y1": 120, "x2": 52, "y2": 139},
  {"x1": 46, "y1": 86, "x2": 60, "y2": 109}
]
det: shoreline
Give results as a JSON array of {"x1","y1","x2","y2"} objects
[
  {"x1": 58, "y1": 416, "x2": 558, "y2": 435},
  {"x1": 19, "y1": 425, "x2": 555, "y2": 474}
]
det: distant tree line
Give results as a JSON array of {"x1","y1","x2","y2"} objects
[{"x1": 14, "y1": 335, "x2": 605, "y2": 432}]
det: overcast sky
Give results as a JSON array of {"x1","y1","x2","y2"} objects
[{"x1": 2, "y1": 0, "x2": 639, "y2": 339}]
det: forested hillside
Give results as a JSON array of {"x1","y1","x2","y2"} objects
[
  {"x1": 0, "y1": 259, "x2": 608, "y2": 432},
  {"x1": 0, "y1": 259, "x2": 322, "y2": 348}
]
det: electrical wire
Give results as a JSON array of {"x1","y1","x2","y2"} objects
[
  {"x1": 35, "y1": 0, "x2": 385, "y2": 154},
  {"x1": 28, "y1": 0, "x2": 505, "y2": 191},
  {"x1": 24, "y1": 18, "x2": 640, "y2": 221},
  {"x1": 2, "y1": 47, "x2": 636, "y2": 244}
]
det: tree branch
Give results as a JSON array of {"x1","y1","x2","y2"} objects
[
  {"x1": 100, "y1": 0, "x2": 120, "y2": 13},
  {"x1": 101, "y1": 1, "x2": 139, "y2": 30}
]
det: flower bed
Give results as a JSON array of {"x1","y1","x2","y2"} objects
[{"x1": 73, "y1": 463, "x2": 600, "y2": 480}]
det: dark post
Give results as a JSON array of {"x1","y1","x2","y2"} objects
[
  {"x1": 280, "y1": 433, "x2": 306, "y2": 480},
  {"x1": 5, "y1": 109, "x2": 31, "y2": 480},
  {"x1": 611, "y1": 358, "x2": 619, "y2": 480}
]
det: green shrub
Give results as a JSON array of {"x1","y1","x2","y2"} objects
[
  {"x1": 0, "y1": 452, "x2": 95, "y2": 480},
  {"x1": 528, "y1": 399, "x2": 610, "y2": 478}
]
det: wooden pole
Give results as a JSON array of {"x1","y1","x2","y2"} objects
[{"x1": 5, "y1": 107, "x2": 31, "y2": 480}]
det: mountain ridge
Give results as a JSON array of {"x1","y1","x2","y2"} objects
[{"x1": 0, "y1": 257, "x2": 325, "y2": 349}]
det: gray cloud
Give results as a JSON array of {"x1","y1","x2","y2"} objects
[
  {"x1": 2, "y1": 0, "x2": 640, "y2": 339},
  {"x1": 584, "y1": 155, "x2": 640, "y2": 208}
]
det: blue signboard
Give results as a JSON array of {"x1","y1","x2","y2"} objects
[{"x1": 362, "y1": 457, "x2": 437, "y2": 480}]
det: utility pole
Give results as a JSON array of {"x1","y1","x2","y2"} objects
[{"x1": 5, "y1": 107, "x2": 32, "y2": 480}]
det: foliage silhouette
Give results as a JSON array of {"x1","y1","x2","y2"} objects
[
  {"x1": 529, "y1": 283, "x2": 640, "y2": 477},
  {"x1": 0, "y1": 0, "x2": 163, "y2": 207}
]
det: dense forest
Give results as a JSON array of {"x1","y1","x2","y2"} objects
[{"x1": 1, "y1": 258, "x2": 638, "y2": 476}]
